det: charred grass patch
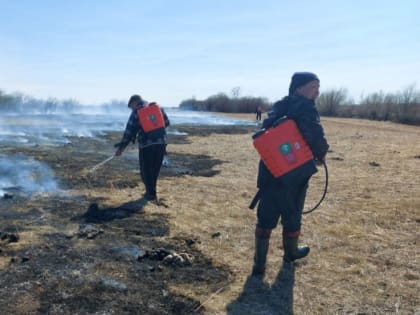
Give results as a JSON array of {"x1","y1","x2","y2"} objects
[{"x1": 0, "y1": 194, "x2": 231, "y2": 314}]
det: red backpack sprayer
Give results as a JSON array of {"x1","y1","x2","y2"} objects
[{"x1": 249, "y1": 116, "x2": 328, "y2": 214}]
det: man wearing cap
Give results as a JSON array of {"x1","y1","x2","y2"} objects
[
  {"x1": 252, "y1": 72, "x2": 329, "y2": 276},
  {"x1": 115, "y1": 95, "x2": 170, "y2": 201}
]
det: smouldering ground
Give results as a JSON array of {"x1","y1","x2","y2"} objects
[{"x1": 0, "y1": 114, "x2": 419, "y2": 314}]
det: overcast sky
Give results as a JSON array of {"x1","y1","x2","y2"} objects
[{"x1": 1, "y1": 0, "x2": 419, "y2": 106}]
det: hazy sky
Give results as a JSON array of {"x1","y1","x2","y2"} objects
[{"x1": 1, "y1": 0, "x2": 419, "y2": 106}]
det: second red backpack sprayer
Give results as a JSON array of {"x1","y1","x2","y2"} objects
[
  {"x1": 250, "y1": 116, "x2": 328, "y2": 214},
  {"x1": 137, "y1": 102, "x2": 165, "y2": 133}
]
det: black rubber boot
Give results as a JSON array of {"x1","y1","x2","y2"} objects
[
  {"x1": 252, "y1": 236, "x2": 270, "y2": 276},
  {"x1": 283, "y1": 236, "x2": 310, "y2": 263}
]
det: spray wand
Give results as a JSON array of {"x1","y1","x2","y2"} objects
[{"x1": 88, "y1": 155, "x2": 115, "y2": 173}]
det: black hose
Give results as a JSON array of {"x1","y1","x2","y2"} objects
[
  {"x1": 303, "y1": 161, "x2": 328, "y2": 215},
  {"x1": 249, "y1": 161, "x2": 329, "y2": 213}
]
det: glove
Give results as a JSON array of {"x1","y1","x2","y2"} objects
[{"x1": 115, "y1": 147, "x2": 124, "y2": 156}]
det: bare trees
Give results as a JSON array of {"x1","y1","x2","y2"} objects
[
  {"x1": 316, "y1": 88, "x2": 349, "y2": 116},
  {"x1": 314, "y1": 85, "x2": 420, "y2": 125},
  {"x1": 179, "y1": 92, "x2": 270, "y2": 113}
]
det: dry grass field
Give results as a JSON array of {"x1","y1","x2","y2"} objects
[{"x1": 0, "y1": 114, "x2": 419, "y2": 314}]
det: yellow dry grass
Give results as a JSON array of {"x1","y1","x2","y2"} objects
[
  {"x1": 1, "y1": 114, "x2": 419, "y2": 314},
  {"x1": 155, "y1": 114, "x2": 420, "y2": 314}
]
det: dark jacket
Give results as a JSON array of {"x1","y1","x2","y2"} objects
[
  {"x1": 118, "y1": 105, "x2": 170, "y2": 150},
  {"x1": 257, "y1": 95, "x2": 329, "y2": 188}
]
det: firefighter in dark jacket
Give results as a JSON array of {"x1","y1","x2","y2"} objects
[
  {"x1": 252, "y1": 72, "x2": 329, "y2": 276},
  {"x1": 115, "y1": 95, "x2": 170, "y2": 201}
]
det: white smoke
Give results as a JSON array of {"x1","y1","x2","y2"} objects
[
  {"x1": 1, "y1": 96, "x2": 255, "y2": 199},
  {"x1": 166, "y1": 108, "x2": 254, "y2": 126},
  {"x1": 0, "y1": 108, "x2": 253, "y2": 147},
  {"x1": 0, "y1": 154, "x2": 58, "y2": 196}
]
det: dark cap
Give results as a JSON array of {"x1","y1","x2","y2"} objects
[
  {"x1": 288, "y1": 72, "x2": 319, "y2": 96},
  {"x1": 127, "y1": 94, "x2": 144, "y2": 107}
]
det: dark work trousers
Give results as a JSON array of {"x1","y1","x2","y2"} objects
[
  {"x1": 256, "y1": 177, "x2": 309, "y2": 233},
  {"x1": 138, "y1": 144, "x2": 166, "y2": 197}
]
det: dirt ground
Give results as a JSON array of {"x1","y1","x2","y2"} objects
[{"x1": 0, "y1": 115, "x2": 419, "y2": 314}]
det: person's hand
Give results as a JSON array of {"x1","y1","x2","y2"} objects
[
  {"x1": 315, "y1": 156, "x2": 325, "y2": 166},
  {"x1": 115, "y1": 147, "x2": 124, "y2": 156}
]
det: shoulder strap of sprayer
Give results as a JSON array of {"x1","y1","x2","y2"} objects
[{"x1": 252, "y1": 115, "x2": 290, "y2": 139}]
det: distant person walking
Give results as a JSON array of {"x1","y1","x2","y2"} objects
[
  {"x1": 115, "y1": 95, "x2": 170, "y2": 201},
  {"x1": 252, "y1": 72, "x2": 329, "y2": 276},
  {"x1": 255, "y1": 105, "x2": 263, "y2": 121}
]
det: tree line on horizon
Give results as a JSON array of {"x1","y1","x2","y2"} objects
[
  {"x1": 179, "y1": 85, "x2": 420, "y2": 126},
  {"x1": 179, "y1": 93, "x2": 272, "y2": 113}
]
